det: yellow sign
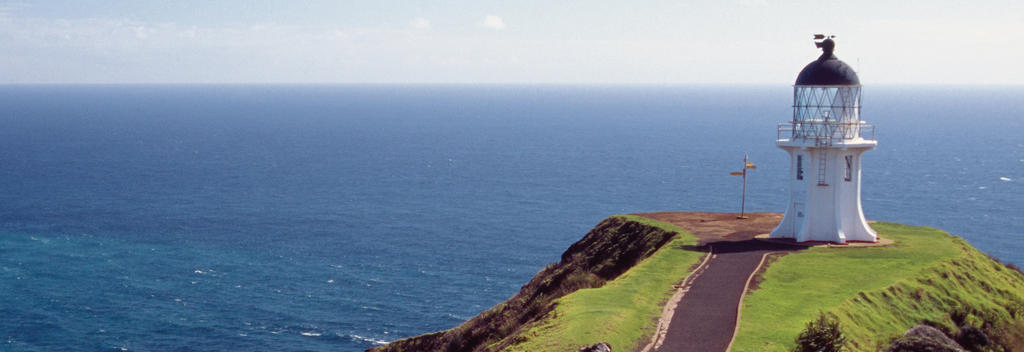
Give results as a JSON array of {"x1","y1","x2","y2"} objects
[{"x1": 730, "y1": 172, "x2": 744, "y2": 176}]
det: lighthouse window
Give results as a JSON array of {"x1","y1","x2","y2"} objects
[
  {"x1": 796, "y1": 155, "x2": 804, "y2": 180},
  {"x1": 844, "y1": 155, "x2": 853, "y2": 182}
]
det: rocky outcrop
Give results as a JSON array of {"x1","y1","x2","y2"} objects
[{"x1": 885, "y1": 325, "x2": 965, "y2": 352}]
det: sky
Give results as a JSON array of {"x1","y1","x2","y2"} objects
[{"x1": 0, "y1": 0, "x2": 1021, "y2": 84}]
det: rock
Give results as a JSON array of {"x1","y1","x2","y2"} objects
[
  {"x1": 577, "y1": 342, "x2": 612, "y2": 352},
  {"x1": 904, "y1": 325, "x2": 963, "y2": 347},
  {"x1": 885, "y1": 325, "x2": 965, "y2": 352},
  {"x1": 887, "y1": 337, "x2": 964, "y2": 352}
]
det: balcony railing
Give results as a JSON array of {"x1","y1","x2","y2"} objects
[{"x1": 777, "y1": 121, "x2": 875, "y2": 142}]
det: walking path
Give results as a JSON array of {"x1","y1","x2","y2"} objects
[{"x1": 634, "y1": 212, "x2": 803, "y2": 352}]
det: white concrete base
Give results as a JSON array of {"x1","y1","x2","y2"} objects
[{"x1": 770, "y1": 141, "x2": 877, "y2": 244}]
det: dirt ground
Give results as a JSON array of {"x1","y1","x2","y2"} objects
[{"x1": 634, "y1": 212, "x2": 784, "y2": 244}]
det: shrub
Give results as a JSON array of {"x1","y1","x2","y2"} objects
[
  {"x1": 955, "y1": 325, "x2": 991, "y2": 352},
  {"x1": 793, "y1": 311, "x2": 847, "y2": 352}
]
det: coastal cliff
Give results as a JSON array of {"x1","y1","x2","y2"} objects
[{"x1": 371, "y1": 214, "x2": 1024, "y2": 352}]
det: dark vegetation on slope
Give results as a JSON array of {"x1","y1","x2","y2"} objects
[{"x1": 368, "y1": 216, "x2": 680, "y2": 352}]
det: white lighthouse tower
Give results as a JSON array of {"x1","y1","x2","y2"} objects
[{"x1": 770, "y1": 35, "x2": 877, "y2": 244}]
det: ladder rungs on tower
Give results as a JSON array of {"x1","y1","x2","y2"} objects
[{"x1": 817, "y1": 149, "x2": 828, "y2": 186}]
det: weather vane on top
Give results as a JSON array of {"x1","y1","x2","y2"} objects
[{"x1": 813, "y1": 34, "x2": 835, "y2": 48}]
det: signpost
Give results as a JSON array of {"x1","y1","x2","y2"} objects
[{"x1": 731, "y1": 153, "x2": 757, "y2": 219}]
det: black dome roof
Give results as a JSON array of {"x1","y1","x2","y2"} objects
[{"x1": 795, "y1": 39, "x2": 859, "y2": 86}]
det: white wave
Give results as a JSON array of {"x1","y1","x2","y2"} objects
[
  {"x1": 1000, "y1": 177, "x2": 1012, "y2": 182},
  {"x1": 349, "y1": 334, "x2": 388, "y2": 345},
  {"x1": 445, "y1": 313, "x2": 470, "y2": 321},
  {"x1": 300, "y1": 331, "x2": 321, "y2": 337}
]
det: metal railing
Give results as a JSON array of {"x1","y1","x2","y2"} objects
[{"x1": 777, "y1": 122, "x2": 875, "y2": 142}]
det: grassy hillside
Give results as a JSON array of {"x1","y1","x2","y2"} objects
[
  {"x1": 732, "y1": 222, "x2": 1024, "y2": 351},
  {"x1": 499, "y1": 216, "x2": 704, "y2": 351},
  {"x1": 370, "y1": 215, "x2": 703, "y2": 352}
]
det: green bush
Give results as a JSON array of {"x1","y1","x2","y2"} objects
[{"x1": 794, "y1": 311, "x2": 848, "y2": 352}]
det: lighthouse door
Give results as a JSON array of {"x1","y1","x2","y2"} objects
[
  {"x1": 792, "y1": 183, "x2": 807, "y2": 234},
  {"x1": 793, "y1": 202, "x2": 806, "y2": 234}
]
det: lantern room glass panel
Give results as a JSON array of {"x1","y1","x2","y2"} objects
[{"x1": 792, "y1": 85, "x2": 862, "y2": 140}]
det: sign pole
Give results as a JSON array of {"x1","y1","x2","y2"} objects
[
  {"x1": 731, "y1": 153, "x2": 756, "y2": 219},
  {"x1": 740, "y1": 154, "x2": 748, "y2": 219}
]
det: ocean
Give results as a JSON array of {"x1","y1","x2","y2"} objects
[{"x1": 0, "y1": 85, "x2": 1020, "y2": 351}]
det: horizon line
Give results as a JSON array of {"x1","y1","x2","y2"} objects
[{"x1": 2, "y1": 82, "x2": 1022, "y2": 87}]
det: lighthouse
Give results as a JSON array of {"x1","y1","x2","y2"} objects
[{"x1": 770, "y1": 35, "x2": 877, "y2": 244}]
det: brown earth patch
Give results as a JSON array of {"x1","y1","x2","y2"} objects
[{"x1": 633, "y1": 212, "x2": 783, "y2": 245}]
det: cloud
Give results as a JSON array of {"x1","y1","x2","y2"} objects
[
  {"x1": 0, "y1": 2, "x2": 30, "y2": 18},
  {"x1": 134, "y1": 26, "x2": 152, "y2": 39},
  {"x1": 180, "y1": 26, "x2": 198, "y2": 38},
  {"x1": 480, "y1": 15, "x2": 505, "y2": 30},
  {"x1": 737, "y1": 0, "x2": 769, "y2": 7},
  {"x1": 410, "y1": 17, "x2": 431, "y2": 29}
]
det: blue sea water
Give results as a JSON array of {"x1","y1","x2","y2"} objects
[{"x1": 0, "y1": 85, "x2": 1020, "y2": 351}]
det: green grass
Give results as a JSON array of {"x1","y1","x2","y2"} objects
[
  {"x1": 499, "y1": 215, "x2": 705, "y2": 352},
  {"x1": 732, "y1": 222, "x2": 1024, "y2": 351}
]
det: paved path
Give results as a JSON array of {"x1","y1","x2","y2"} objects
[
  {"x1": 657, "y1": 240, "x2": 798, "y2": 352},
  {"x1": 634, "y1": 212, "x2": 803, "y2": 352}
]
